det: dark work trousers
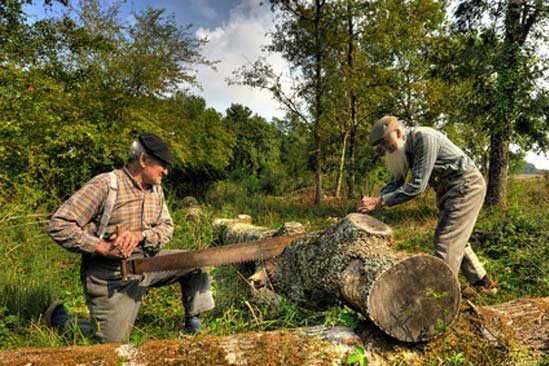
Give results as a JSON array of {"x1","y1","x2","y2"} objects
[{"x1": 81, "y1": 249, "x2": 215, "y2": 343}]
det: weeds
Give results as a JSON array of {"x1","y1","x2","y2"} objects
[
  {"x1": 346, "y1": 345, "x2": 369, "y2": 366},
  {"x1": 0, "y1": 176, "x2": 547, "y2": 363}
]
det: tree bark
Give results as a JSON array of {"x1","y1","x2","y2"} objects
[
  {"x1": 486, "y1": 0, "x2": 543, "y2": 207},
  {"x1": 217, "y1": 213, "x2": 461, "y2": 342},
  {"x1": 345, "y1": 0, "x2": 357, "y2": 199},
  {"x1": 334, "y1": 130, "x2": 349, "y2": 198},
  {"x1": 0, "y1": 327, "x2": 361, "y2": 366},
  {"x1": 313, "y1": 0, "x2": 325, "y2": 207},
  {"x1": 486, "y1": 128, "x2": 509, "y2": 206},
  {"x1": 3, "y1": 298, "x2": 546, "y2": 365}
]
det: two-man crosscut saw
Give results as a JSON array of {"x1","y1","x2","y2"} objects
[{"x1": 123, "y1": 234, "x2": 304, "y2": 277}]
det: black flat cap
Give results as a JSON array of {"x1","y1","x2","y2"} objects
[{"x1": 138, "y1": 132, "x2": 174, "y2": 166}]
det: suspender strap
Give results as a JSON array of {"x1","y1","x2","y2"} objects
[
  {"x1": 97, "y1": 172, "x2": 118, "y2": 239},
  {"x1": 411, "y1": 127, "x2": 428, "y2": 143}
]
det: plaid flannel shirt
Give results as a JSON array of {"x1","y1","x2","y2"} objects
[{"x1": 47, "y1": 168, "x2": 173, "y2": 255}]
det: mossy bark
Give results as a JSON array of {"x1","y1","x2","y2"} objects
[
  {"x1": 4, "y1": 299, "x2": 547, "y2": 365},
  {"x1": 216, "y1": 213, "x2": 461, "y2": 342},
  {"x1": 0, "y1": 327, "x2": 360, "y2": 366}
]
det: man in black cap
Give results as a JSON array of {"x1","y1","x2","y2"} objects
[
  {"x1": 47, "y1": 133, "x2": 215, "y2": 342},
  {"x1": 357, "y1": 116, "x2": 497, "y2": 297}
]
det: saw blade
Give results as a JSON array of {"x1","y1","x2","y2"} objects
[{"x1": 128, "y1": 234, "x2": 304, "y2": 274}]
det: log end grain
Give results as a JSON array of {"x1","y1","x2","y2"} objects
[
  {"x1": 345, "y1": 214, "x2": 393, "y2": 238},
  {"x1": 367, "y1": 255, "x2": 461, "y2": 342}
]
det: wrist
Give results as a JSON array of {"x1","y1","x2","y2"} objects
[
  {"x1": 377, "y1": 196, "x2": 385, "y2": 208},
  {"x1": 95, "y1": 240, "x2": 109, "y2": 255}
]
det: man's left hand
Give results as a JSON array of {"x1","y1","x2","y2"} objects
[{"x1": 357, "y1": 196, "x2": 383, "y2": 214}]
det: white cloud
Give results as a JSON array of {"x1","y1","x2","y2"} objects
[
  {"x1": 525, "y1": 151, "x2": 549, "y2": 170},
  {"x1": 191, "y1": 1, "x2": 288, "y2": 120}
]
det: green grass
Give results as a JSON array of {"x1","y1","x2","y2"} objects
[{"x1": 0, "y1": 176, "x2": 547, "y2": 362}]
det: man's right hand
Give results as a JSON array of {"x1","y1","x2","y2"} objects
[
  {"x1": 356, "y1": 196, "x2": 383, "y2": 213},
  {"x1": 95, "y1": 239, "x2": 125, "y2": 258}
]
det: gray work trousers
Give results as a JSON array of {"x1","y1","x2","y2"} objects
[
  {"x1": 81, "y1": 249, "x2": 215, "y2": 343},
  {"x1": 434, "y1": 167, "x2": 487, "y2": 284}
]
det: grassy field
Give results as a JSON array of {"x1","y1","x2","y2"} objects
[{"x1": 0, "y1": 176, "x2": 547, "y2": 363}]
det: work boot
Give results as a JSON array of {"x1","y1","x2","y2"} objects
[
  {"x1": 184, "y1": 315, "x2": 202, "y2": 334},
  {"x1": 44, "y1": 300, "x2": 96, "y2": 337},
  {"x1": 44, "y1": 300, "x2": 71, "y2": 328},
  {"x1": 462, "y1": 276, "x2": 499, "y2": 298},
  {"x1": 67, "y1": 318, "x2": 97, "y2": 337}
]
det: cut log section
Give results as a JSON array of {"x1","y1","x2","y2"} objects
[{"x1": 216, "y1": 213, "x2": 461, "y2": 342}]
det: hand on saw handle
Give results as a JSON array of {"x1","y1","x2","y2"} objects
[
  {"x1": 94, "y1": 225, "x2": 143, "y2": 259},
  {"x1": 111, "y1": 225, "x2": 143, "y2": 258},
  {"x1": 95, "y1": 236, "x2": 124, "y2": 259}
]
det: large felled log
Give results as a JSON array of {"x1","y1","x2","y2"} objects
[
  {"x1": 0, "y1": 326, "x2": 361, "y2": 366},
  {"x1": 467, "y1": 297, "x2": 549, "y2": 351},
  {"x1": 3, "y1": 299, "x2": 547, "y2": 365},
  {"x1": 216, "y1": 213, "x2": 461, "y2": 342}
]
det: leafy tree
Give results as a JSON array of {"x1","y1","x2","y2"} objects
[
  {"x1": 427, "y1": 32, "x2": 497, "y2": 173},
  {"x1": 0, "y1": 1, "x2": 221, "y2": 203},
  {"x1": 454, "y1": 0, "x2": 549, "y2": 207},
  {"x1": 321, "y1": 0, "x2": 448, "y2": 196},
  {"x1": 159, "y1": 94, "x2": 235, "y2": 197},
  {"x1": 320, "y1": 0, "x2": 363, "y2": 198},
  {"x1": 223, "y1": 104, "x2": 283, "y2": 194},
  {"x1": 274, "y1": 113, "x2": 315, "y2": 192},
  {"x1": 232, "y1": 0, "x2": 337, "y2": 205}
]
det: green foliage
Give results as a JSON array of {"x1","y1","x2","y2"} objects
[
  {"x1": 222, "y1": 104, "x2": 285, "y2": 194},
  {"x1": 452, "y1": 0, "x2": 549, "y2": 206},
  {"x1": 323, "y1": 306, "x2": 362, "y2": 329},
  {"x1": 0, "y1": 307, "x2": 17, "y2": 337},
  {"x1": 0, "y1": 2, "x2": 548, "y2": 363},
  {"x1": 0, "y1": 176, "x2": 547, "y2": 358},
  {"x1": 520, "y1": 162, "x2": 547, "y2": 175},
  {"x1": 470, "y1": 206, "x2": 549, "y2": 300},
  {"x1": 0, "y1": 0, "x2": 228, "y2": 204},
  {"x1": 346, "y1": 345, "x2": 369, "y2": 366},
  {"x1": 274, "y1": 114, "x2": 315, "y2": 193}
]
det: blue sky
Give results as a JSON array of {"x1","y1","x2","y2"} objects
[
  {"x1": 24, "y1": 1, "x2": 549, "y2": 169},
  {"x1": 25, "y1": 0, "x2": 287, "y2": 121},
  {"x1": 26, "y1": 0, "x2": 241, "y2": 29}
]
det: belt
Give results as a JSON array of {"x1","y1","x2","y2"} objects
[
  {"x1": 431, "y1": 167, "x2": 477, "y2": 188},
  {"x1": 431, "y1": 171, "x2": 463, "y2": 186}
]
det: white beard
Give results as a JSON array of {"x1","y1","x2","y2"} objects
[{"x1": 384, "y1": 137, "x2": 409, "y2": 180}]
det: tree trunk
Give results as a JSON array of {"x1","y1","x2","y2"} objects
[
  {"x1": 217, "y1": 214, "x2": 461, "y2": 342},
  {"x1": 486, "y1": 129, "x2": 509, "y2": 206},
  {"x1": 345, "y1": 0, "x2": 357, "y2": 199},
  {"x1": 334, "y1": 130, "x2": 349, "y2": 198},
  {"x1": 314, "y1": 128, "x2": 323, "y2": 206},
  {"x1": 313, "y1": 0, "x2": 324, "y2": 207},
  {"x1": 6, "y1": 298, "x2": 546, "y2": 365},
  {"x1": 346, "y1": 107, "x2": 357, "y2": 199},
  {"x1": 486, "y1": 0, "x2": 535, "y2": 207},
  {"x1": 0, "y1": 327, "x2": 361, "y2": 366}
]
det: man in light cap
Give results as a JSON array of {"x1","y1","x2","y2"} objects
[
  {"x1": 46, "y1": 133, "x2": 215, "y2": 342},
  {"x1": 358, "y1": 116, "x2": 497, "y2": 296}
]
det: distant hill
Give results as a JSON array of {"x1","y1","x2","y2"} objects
[{"x1": 521, "y1": 162, "x2": 548, "y2": 175}]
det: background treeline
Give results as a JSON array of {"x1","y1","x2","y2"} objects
[
  {"x1": 1, "y1": 3, "x2": 548, "y2": 361},
  {"x1": 1, "y1": 0, "x2": 548, "y2": 209}
]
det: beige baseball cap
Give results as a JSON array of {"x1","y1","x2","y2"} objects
[{"x1": 369, "y1": 116, "x2": 401, "y2": 146}]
